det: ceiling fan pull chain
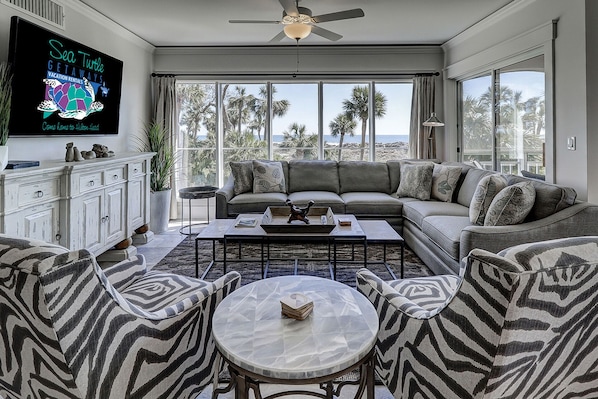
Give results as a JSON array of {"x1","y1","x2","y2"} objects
[{"x1": 293, "y1": 38, "x2": 300, "y2": 78}]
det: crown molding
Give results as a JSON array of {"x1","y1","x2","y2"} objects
[
  {"x1": 442, "y1": 0, "x2": 538, "y2": 50},
  {"x1": 61, "y1": 0, "x2": 154, "y2": 52},
  {"x1": 154, "y1": 45, "x2": 443, "y2": 57}
]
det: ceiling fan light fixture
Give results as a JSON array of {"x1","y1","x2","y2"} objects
[
  {"x1": 423, "y1": 112, "x2": 445, "y2": 127},
  {"x1": 284, "y1": 23, "x2": 312, "y2": 40}
]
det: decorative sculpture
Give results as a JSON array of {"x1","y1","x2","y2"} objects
[
  {"x1": 65, "y1": 142, "x2": 74, "y2": 162},
  {"x1": 92, "y1": 143, "x2": 115, "y2": 158},
  {"x1": 286, "y1": 199, "x2": 315, "y2": 224}
]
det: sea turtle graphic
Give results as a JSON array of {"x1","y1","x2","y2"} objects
[{"x1": 37, "y1": 77, "x2": 104, "y2": 120}]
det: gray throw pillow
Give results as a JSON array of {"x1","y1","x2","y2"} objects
[
  {"x1": 431, "y1": 164, "x2": 462, "y2": 202},
  {"x1": 230, "y1": 161, "x2": 254, "y2": 195},
  {"x1": 397, "y1": 163, "x2": 434, "y2": 200},
  {"x1": 484, "y1": 181, "x2": 536, "y2": 226},
  {"x1": 253, "y1": 160, "x2": 286, "y2": 193},
  {"x1": 469, "y1": 174, "x2": 507, "y2": 225}
]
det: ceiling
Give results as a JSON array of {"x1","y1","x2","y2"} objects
[{"x1": 79, "y1": 0, "x2": 515, "y2": 47}]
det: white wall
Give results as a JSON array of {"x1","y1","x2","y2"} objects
[
  {"x1": 442, "y1": 0, "x2": 597, "y2": 202},
  {"x1": 0, "y1": 0, "x2": 154, "y2": 162}
]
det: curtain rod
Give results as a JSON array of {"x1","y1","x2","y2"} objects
[{"x1": 151, "y1": 72, "x2": 440, "y2": 78}]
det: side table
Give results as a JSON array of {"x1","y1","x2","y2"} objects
[
  {"x1": 211, "y1": 276, "x2": 379, "y2": 399},
  {"x1": 178, "y1": 186, "x2": 218, "y2": 235}
]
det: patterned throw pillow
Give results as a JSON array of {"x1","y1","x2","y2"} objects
[
  {"x1": 469, "y1": 174, "x2": 508, "y2": 225},
  {"x1": 431, "y1": 164, "x2": 462, "y2": 202},
  {"x1": 484, "y1": 181, "x2": 536, "y2": 226},
  {"x1": 230, "y1": 161, "x2": 254, "y2": 195},
  {"x1": 396, "y1": 163, "x2": 434, "y2": 200},
  {"x1": 252, "y1": 160, "x2": 286, "y2": 193}
]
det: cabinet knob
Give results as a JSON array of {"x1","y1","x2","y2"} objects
[
  {"x1": 88, "y1": 181, "x2": 95, "y2": 187},
  {"x1": 113, "y1": 174, "x2": 119, "y2": 180},
  {"x1": 101, "y1": 216, "x2": 106, "y2": 223},
  {"x1": 133, "y1": 169, "x2": 138, "y2": 174},
  {"x1": 35, "y1": 190, "x2": 44, "y2": 198},
  {"x1": 55, "y1": 233, "x2": 61, "y2": 241}
]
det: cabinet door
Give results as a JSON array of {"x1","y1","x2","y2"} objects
[
  {"x1": 105, "y1": 184, "x2": 126, "y2": 245},
  {"x1": 4, "y1": 202, "x2": 61, "y2": 244},
  {"x1": 80, "y1": 191, "x2": 104, "y2": 253},
  {"x1": 127, "y1": 177, "x2": 145, "y2": 233}
]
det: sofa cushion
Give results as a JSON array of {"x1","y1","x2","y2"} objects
[
  {"x1": 339, "y1": 161, "x2": 391, "y2": 194},
  {"x1": 253, "y1": 160, "x2": 286, "y2": 193},
  {"x1": 388, "y1": 159, "x2": 440, "y2": 193},
  {"x1": 287, "y1": 191, "x2": 345, "y2": 214},
  {"x1": 422, "y1": 216, "x2": 472, "y2": 261},
  {"x1": 456, "y1": 168, "x2": 497, "y2": 207},
  {"x1": 230, "y1": 160, "x2": 254, "y2": 195},
  {"x1": 469, "y1": 174, "x2": 508, "y2": 225},
  {"x1": 397, "y1": 162, "x2": 434, "y2": 200},
  {"x1": 506, "y1": 175, "x2": 577, "y2": 220},
  {"x1": 288, "y1": 160, "x2": 339, "y2": 193},
  {"x1": 341, "y1": 192, "x2": 403, "y2": 216},
  {"x1": 484, "y1": 182, "x2": 536, "y2": 226},
  {"x1": 228, "y1": 192, "x2": 288, "y2": 215},
  {"x1": 441, "y1": 161, "x2": 474, "y2": 203},
  {"x1": 431, "y1": 164, "x2": 462, "y2": 202},
  {"x1": 402, "y1": 201, "x2": 469, "y2": 229}
]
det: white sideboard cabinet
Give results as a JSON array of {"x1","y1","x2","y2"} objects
[{"x1": 0, "y1": 152, "x2": 153, "y2": 255}]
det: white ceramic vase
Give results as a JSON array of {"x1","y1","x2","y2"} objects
[
  {"x1": 150, "y1": 189, "x2": 172, "y2": 234},
  {"x1": 0, "y1": 145, "x2": 8, "y2": 170}
]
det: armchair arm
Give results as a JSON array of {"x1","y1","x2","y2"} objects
[
  {"x1": 356, "y1": 269, "x2": 460, "y2": 319},
  {"x1": 459, "y1": 202, "x2": 598, "y2": 260},
  {"x1": 102, "y1": 255, "x2": 147, "y2": 290}
]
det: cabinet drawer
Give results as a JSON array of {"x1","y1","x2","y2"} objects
[
  {"x1": 104, "y1": 167, "x2": 126, "y2": 185},
  {"x1": 79, "y1": 172, "x2": 103, "y2": 193},
  {"x1": 129, "y1": 162, "x2": 144, "y2": 177},
  {"x1": 18, "y1": 179, "x2": 61, "y2": 207}
]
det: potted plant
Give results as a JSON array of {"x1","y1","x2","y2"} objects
[
  {"x1": 0, "y1": 62, "x2": 12, "y2": 170},
  {"x1": 138, "y1": 120, "x2": 176, "y2": 233}
]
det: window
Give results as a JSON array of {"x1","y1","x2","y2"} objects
[
  {"x1": 176, "y1": 80, "x2": 413, "y2": 188},
  {"x1": 460, "y1": 56, "x2": 545, "y2": 175}
]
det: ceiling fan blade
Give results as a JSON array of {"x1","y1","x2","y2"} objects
[
  {"x1": 229, "y1": 20, "x2": 281, "y2": 24},
  {"x1": 310, "y1": 25, "x2": 342, "y2": 41},
  {"x1": 311, "y1": 9, "x2": 365, "y2": 23},
  {"x1": 269, "y1": 30, "x2": 288, "y2": 43},
  {"x1": 279, "y1": 0, "x2": 299, "y2": 16}
]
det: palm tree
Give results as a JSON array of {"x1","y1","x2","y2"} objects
[
  {"x1": 343, "y1": 86, "x2": 387, "y2": 160},
  {"x1": 249, "y1": 85, "x2": 290, "y2": 140},
  {"x1": 226, "y1": 85, "x2": 255, "y2": 135},
  {"x1": 329, "y1": 113, "x2": 356, "y2": 161},
  {"x1": 279, "y1": 123, "x2": 318, "y2": 159}
]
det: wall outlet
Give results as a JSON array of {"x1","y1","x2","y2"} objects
[{"x1": 567, "y1": 136, "x2": 576, "y2": 151}]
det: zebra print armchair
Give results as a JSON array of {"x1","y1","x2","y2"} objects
[
  {"x1": 0, "y1": 234, "x2": 241, "y2": 399},
  {"x1": 357, "y1": 236, "x2": 598, "y2": 399}
]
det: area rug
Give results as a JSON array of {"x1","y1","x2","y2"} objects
[{"x1": 153, "y1": 230, "x2": 432, "y2": 286}]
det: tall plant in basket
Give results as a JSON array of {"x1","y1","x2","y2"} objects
[
  {"x1": 138, "y1": 120, "x2": 176, "y2": 233},
  {"x1": 0, "y1": 62, "x2": 12, "y2": 170}
]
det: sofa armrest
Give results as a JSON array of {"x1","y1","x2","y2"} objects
[
  {"x1": 459, "y1": 202, "x2": 598, "y2": 260},
  {"x1": 216, "y1": 176, "x2": 235, "y2": 218}
]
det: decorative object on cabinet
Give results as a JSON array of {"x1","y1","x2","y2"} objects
[
  {"x1": 0, "y1": 61, "x2": 12, "y2": 171},
  {"x1": 138, "y1": 120, "x2": 176, "y2": 234}
]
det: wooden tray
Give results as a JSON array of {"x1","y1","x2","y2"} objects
[{"x1": 261, "y1": 207, "x2": 336, "y2": 233}]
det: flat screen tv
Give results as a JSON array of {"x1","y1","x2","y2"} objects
[{"x1": 8, "y1": 16, "x2": 123, "y2": 136}]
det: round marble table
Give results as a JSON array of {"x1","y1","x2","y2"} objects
[{"x1": 212, "y1": 275, "x2": 379, "y2": 399}]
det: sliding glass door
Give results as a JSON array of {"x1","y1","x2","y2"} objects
[{"x1": 460, "y1": 55, "x2": 545, "y2": 175}]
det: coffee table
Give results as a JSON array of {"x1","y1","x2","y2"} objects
[
  {"x1": 195, "y1": 215, "x2": 405, "y2": 279},
  {"x1": 211, "y1": 276, "x2": 379, "y2": 399}
]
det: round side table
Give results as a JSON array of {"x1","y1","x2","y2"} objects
[{"x1": 178, "y1": 186, "x2": 218, "y2": 235}]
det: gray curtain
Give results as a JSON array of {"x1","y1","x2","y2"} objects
[
  {"x1": 409, "y1": 76, "x2": 436, "y2": 159},
  {"x1": 151, "y1": 75, "x2": 178, "y2": 219}
]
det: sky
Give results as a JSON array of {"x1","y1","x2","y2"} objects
[{"x1": 241, "y1": 82, "x2": 413, "y2": 137}]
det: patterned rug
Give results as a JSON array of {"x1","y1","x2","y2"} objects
[{"x1": 153, "y1": 231, "x2": 432, "y2": 286}]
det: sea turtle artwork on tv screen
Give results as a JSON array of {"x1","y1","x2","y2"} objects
[{"x1": 37, "y1": 77, "x2": 104, "y2": 120}]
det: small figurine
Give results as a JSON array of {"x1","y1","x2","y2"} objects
[
  {"x1": 92, "y1": 143, "x2": 115, "y2": 158},
  {"x1": 73, "y1": 146, "x2": 84, "y2": 161},
  {"x1": 65, "y1": 142, "x2": 74, "y2": 162},
  {"x1": 286, "y1": 199, "x2": 315, "y2": 224},
  {"x1": 81, "y1": 150, "x2": 96, "y2": 160}
]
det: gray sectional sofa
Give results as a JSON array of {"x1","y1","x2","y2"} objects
[{"x1": 215, "y1": 159, "x2": 598, "y2": 275}]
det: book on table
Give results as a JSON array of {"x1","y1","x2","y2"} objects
[{"x1": 236, "y1": 218, "x2": 258, "y2": 228}]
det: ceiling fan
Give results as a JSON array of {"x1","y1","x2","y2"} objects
[{"x1": 229, "y1": 0, "x2": 365, "y2": 42}]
